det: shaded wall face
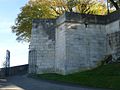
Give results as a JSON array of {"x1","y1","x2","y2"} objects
[
  {"x1": 0, "y1": 65, "x2": 28, "y2": 77},
  {"x1": 29, "y1": 23, "x2": 55, "y2": 74},
  {"x1": 106, "y1": 20, "x2": 120, "y2": 60},
  {"x1": 29, "y1": 50, "x2": 37, "y2": 73}
]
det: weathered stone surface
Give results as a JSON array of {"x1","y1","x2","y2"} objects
[{"x1": 29, "y1": 10, "x2": 120, "y2": 75}]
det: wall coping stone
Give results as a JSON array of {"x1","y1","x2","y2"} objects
[
  {"x1": 56, "y1": 10, "x2": 120, "y2": 25},
  {"x1": 33, "y1": 10, "x2": 120, "y2": 26},
  {"x1": 32, "y1": 10, "x2": 120, "y2": 40}
]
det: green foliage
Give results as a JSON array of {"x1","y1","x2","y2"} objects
[
  {"x1": 109, "y1": 0, "x2": 120, "y2": 10},
  {"x1": 12, "y1": 1, "x2": 56, "y2": 42},
  {"x1": 34, "y1": 63, "x2": 120, "y2": 90},
  {"x1": 12, "y1": 0, "x2": 107, "y2": 42}
]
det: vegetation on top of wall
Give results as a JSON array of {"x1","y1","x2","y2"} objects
[{"x1": 12, "y1": 0, "x2": 108, "y2": 42}]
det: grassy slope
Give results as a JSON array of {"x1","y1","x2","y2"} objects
[{"x1": 35, "y1": 63, "x2": 120, "y2": 90}]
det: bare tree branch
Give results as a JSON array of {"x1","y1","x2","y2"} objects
[{"x1": 109, "y1": 0, "x2": 120, "y2": 10}]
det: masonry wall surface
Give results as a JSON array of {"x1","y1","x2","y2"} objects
[
  {"x1": 55, "y1": 23, "x2": 67, "y2": 74},
  {"x1": 64, "y1": 24, "x2": 107, "y2": 74},
  {"x1": 54, "y1": 11, "x2": 120, "y2": 74},
  {"x1": 29, "y1": 20, "x2": 55, "y2": 74},
  {"x1": 29, "y1": 10, "x2": 120, "y2": 75},
  {"x1": 106, "y1": 20, "x2": 120, "y2": 60},
  {"x1": 0, "y1": 64, "x2": 28, "y2": 77}
]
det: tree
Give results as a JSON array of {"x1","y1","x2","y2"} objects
[
  {"x1": 12, "y1": 0, "x2": 107, "y2": 42},
  {"x1": 74, "y1": 0, "x2": 107, "y2": 14},
  {"x1": 12, "y1": 0, "x2": 56, "y2": 42},
  {"x1": 109, "y1": 0, "x2": 120, "y2": 10}
]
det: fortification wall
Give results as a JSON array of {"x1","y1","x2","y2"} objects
[
  {"x1": 106, "y1": 20, "x2": 120, "y2": 61},
  {"x1": 64, "y1": 24, "x2": 106, "y2": 74},
  {"x1": 29, "y1": 10, "x2": 120, "y2": 75},
  {"x1": 55, "y1": 23, "x2": 67, "y2": 74},
  {"x1": 54, "y1": 11, "x2": 120, "y2": 74},
  {"x1": 29, "y1": 20, "x2": 55, "y2": 74},
  {"x1": 0, "y1": 64, "x2": 28, "y2": 77}
]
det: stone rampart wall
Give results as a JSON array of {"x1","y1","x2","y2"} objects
[
  {"x1": 29, "y1": 10, "x2": 120, "y2": 75},
  {"x1": 0, "y1": 64, "x2": 28, "y2": 77}
]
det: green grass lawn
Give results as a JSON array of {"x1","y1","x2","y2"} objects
[{"x1": 33, "y1": 63, "x2": 120, "y2": 90}]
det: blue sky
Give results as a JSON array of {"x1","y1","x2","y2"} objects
[{"x1": 0, "y1": 0, "x2": 29, "y2": 67}]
